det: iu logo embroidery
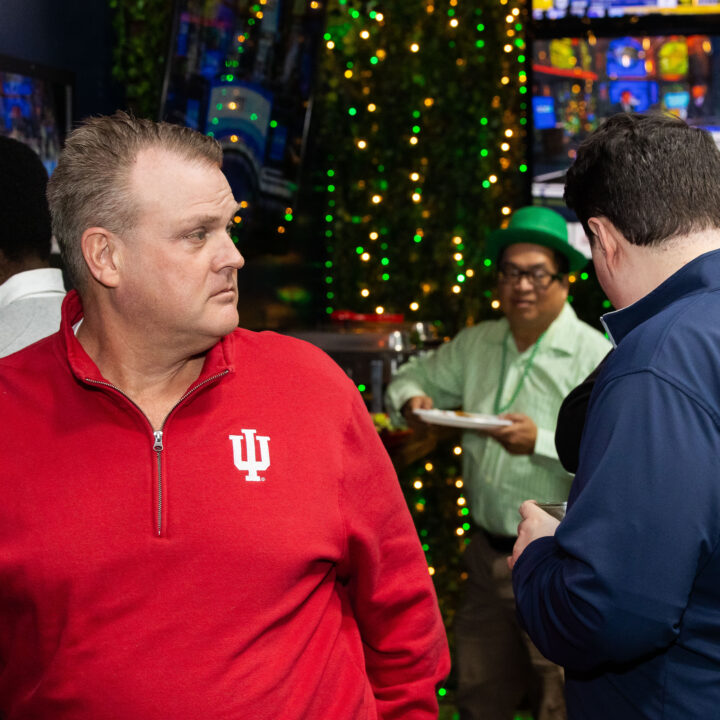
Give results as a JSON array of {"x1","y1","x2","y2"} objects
[{"x1": 229, "y1": 430, "x2": 271, "y2": 482}]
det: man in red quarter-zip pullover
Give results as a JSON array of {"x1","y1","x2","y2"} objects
[{"x1": 0, "y1": 111, "x2": 450, "y2": 720}]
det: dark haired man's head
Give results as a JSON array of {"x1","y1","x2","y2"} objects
[
  {"x1": 564, "y1": 113, "x2": 720, "y2": 247},
  {"x1": 0, "y1": 135, "x2": 52, "y2": 269}
]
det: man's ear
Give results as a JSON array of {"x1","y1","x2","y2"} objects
[
  {"x1": 587, "y1": 216, "x2": 619, "y2": 271},
  {"x1": 81, "y1": 228, "x2": 121, "y2": 288}
]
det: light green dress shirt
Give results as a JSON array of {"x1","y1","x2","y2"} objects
[{"x1": 385, "y1": 303, "x2": 612, "y2": 536}]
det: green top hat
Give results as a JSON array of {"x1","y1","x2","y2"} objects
[{"x1": 486, "y1": 205, "x2": 588, "y2": 272}]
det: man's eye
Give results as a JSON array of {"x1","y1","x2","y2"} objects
[
  {"x1": 532, "y1": 270, "x2": 549, "y2": 280},
  {"x1": 187, "y1": 230, "x2": 207, "y2": 241}
]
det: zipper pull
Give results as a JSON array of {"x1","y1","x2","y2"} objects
[{"x1": 153, "y1": 431, "x2": 164, "y2": 452}]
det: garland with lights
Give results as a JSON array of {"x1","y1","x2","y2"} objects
[
  {"x1": 396, "y1": 439, "x2": 469, "y2": 634},
  {"x1": 311, "y1": 0, "x2": 530, "y2": 336},
  {"x1": 110, "y1": 0, "x2": 173, "y2": 119}
]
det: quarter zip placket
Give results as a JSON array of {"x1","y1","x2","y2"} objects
[
  {"x1": 84, "y1": 370, "x2": 230, "y2": 536},
  {"x1": 153, "y1": 431, "x2": 164, "y2": 536}
]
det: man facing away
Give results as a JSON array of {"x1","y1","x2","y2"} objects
[
  {"x1": 511, "y1": 113, "x2": 720, "y2": 719},
  {"x1": 385, "y1": 206, "x2": 610, "y2": 720},
  {"x1": 0, "y1": 135, "x2": 66, "y2": 357},
  {"x1": 0, "y1": 112, "x2": 449, "y2": 719}
]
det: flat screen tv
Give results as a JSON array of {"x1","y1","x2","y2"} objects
[
  {"x1": 534, "y1": 0, "x2": 720, "y2": 21},
  {"x1": 161, "y1": 0, "x2": 325, "y2": 236},
  {"x1": 531, "y1": 34, "x2": 720, "y2": 202},
  {"x1": 0, "y1": 54, "x2": 73, "y2": 175}
]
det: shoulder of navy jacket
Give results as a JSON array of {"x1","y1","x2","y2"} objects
[{"x1": 608, "y1": 249, "x2": 720, "y2": 346}]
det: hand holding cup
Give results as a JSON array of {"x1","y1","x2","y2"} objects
[{"x1": 508, "y1": 500, "x2": 563, "y2": 570}]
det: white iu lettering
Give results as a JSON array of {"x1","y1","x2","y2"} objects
[{"x1": 229, "y1": 430, "x2": 271, "y2": 482}]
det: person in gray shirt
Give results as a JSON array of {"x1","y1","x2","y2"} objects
[{"x1": 0, "y1": 135, "x2": 66, "y2": 357}]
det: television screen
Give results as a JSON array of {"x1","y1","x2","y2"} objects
[
  {"x1": 607, "y1": 79, "x2": 660, "y2": 112},
  {"x1": 531, "y1": 35, "x2": 720, "y2": 201},
  {"x1": 533, "y1": 96, "x2": 557, "y2": 129},
  {"x1": 663, "y1": 89, "x2": 691, "y2": 109},
  {"x1": 606, "y1": 37, "x2": 646, "y2": 77},
  {"x1": 162, "y1": 0, "x2": 325, "y2": 231},
  {"x1": 0, "y1": 55, "x2": 72, "y2": 175},
  {"x1": 534, "y1": 0, "x2": 720, "y2": 21}
]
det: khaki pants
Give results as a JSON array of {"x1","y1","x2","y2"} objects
[{"x1": 455, "y1": 531, "x2": 567, "y2": 720}]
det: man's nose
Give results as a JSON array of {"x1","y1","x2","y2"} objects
[
  {"x1": 516, "y1": 273, "x2": 534, "y2": 290},
  {"x1": 229, "y1": 244, "x2": 245, "y2": 270},
  {"x1": 218, "y1": 233, "x2": 245, "y2": 270}
]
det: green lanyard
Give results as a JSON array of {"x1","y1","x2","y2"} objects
[{"x1": 493, "y1": 329, "x2": 545, "y2": 414}]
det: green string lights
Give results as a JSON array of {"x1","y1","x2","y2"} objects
[
  {"x1": 314, "y1": 0, "x2": 530, "y2": 334},
  {"x1": 396, "y1": 436, "x2": 473, "y2": 708}
]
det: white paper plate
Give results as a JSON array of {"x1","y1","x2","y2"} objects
[{"x1": 413, "y1": 408, "x2": 512, "y2": 430}]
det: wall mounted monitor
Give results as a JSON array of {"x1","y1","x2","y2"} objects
[
  {"x1": 531, "y1": 34, "x2": 720, "y2": 202},
  {"x1": 534, "y1": 0, "x2": 720, "y2": 21},
  {"x1": 0, "y1": 54, "x2": 73, "y2": 175},
  {"x1": 161, "y1": 0, "x2": 326, "y2": 233},
  {"x1": 606, "y1": 79, "x2": 660, "y2": 111}
]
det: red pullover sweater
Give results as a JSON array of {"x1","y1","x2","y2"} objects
[{"x1": 0, "y1": 291, "x2": 449, "y2": 719}]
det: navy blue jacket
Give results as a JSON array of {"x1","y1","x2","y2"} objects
[{"x1": 513, "y1": 248, "x2": 720, "y2": 719}]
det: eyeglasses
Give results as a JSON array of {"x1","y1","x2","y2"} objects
[{"x1": 497, "y1": 262, "x2": 563, "y2": 290}]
